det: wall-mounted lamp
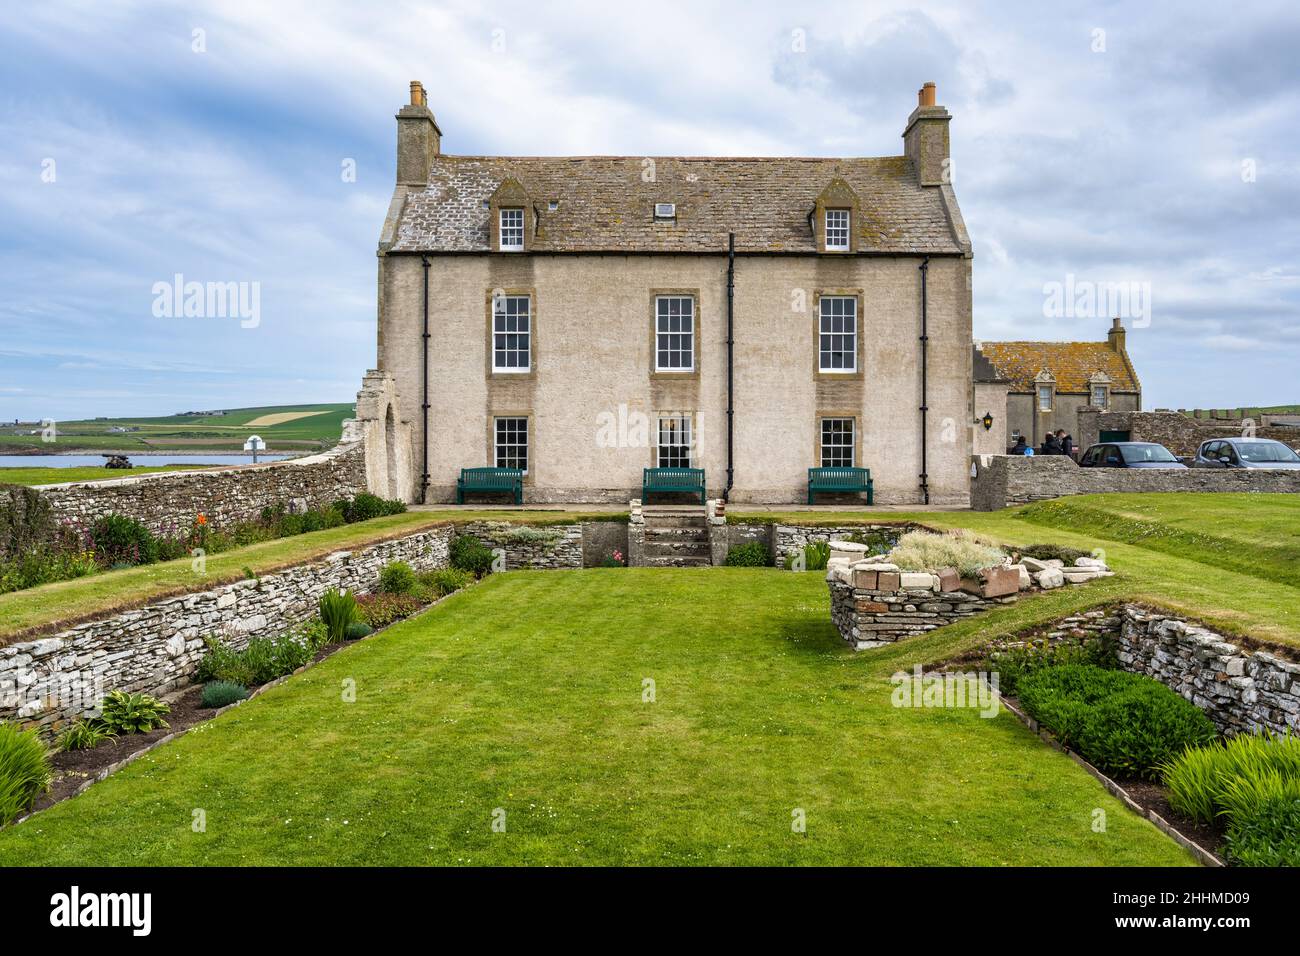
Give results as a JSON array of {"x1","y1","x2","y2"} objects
[{"x1": 981, "y1": 411, "x2": 994, "y2": 431}]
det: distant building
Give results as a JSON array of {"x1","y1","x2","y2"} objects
[{"x1": 975, "y1": 318, "x2": 1141, "y2": 450}]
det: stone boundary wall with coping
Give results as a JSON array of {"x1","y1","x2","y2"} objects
[
  {"x1": 970, "y1": 454, "x2": 1300, "y2": 511},
  {"x1": 987, "y1": 605, "x2": 1300, "y2": 736},
  {"x1": 1078, "y1": 409, "x2": 1300, "y2": 459},
  {"x1": 0, "y1": 524, "x2": 453, "y2": 733},
  {"x1": 30, "y1": 442, "x2": 369, "y2": 536}
]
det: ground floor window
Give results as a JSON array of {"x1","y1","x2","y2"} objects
[
  {"x1": 656, "y1": 415, "x2": 692, "y2": 468},
  {"x1": 494, "y1": 417, "x2": 528, "y2": 472},
  {"x1": 820, "y1": 418, "x2": 855, "y2": 467}
]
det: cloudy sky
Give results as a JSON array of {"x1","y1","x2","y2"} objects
[{"x1": 2, "y1": 0, "x2": 1297, "y2": 420}]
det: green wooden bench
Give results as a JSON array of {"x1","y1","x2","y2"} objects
[
  {"x1": 642, "y1": 467, "x2": 706, "y2": 504},
  {"x1": 457, "y1": 467, "x2": 524, "y2": 505},
  {"x1": 807, "y1": 466, "x2": 873, "y2": 505}
]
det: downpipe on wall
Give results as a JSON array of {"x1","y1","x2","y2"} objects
[
  {"x1": 420, "y1": 255, "x2": 431, "y2": 504},
  {"x1": 725, "y1": 232, "x2": 735, "y2": 502},
  {"x1": 919, "y1": 256, "x2": 930, "y2": 506}
]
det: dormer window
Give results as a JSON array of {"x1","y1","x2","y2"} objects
[
  {"x1": 1091, "y1": 384, "x2": 1109, "y2": 408},
  {"x1": 499, "y1": 208, "x2": 524, "y2": 251},
  {"x1": 825, "y1": 209, "x2": 850, "y2": 251}
]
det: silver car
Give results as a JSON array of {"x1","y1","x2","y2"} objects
[{"x1": 1194, "y1": 437, "x2": 1300, "y2": 469}]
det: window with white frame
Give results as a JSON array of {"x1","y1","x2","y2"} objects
[
  {"x1": 1037, "y1": 385, "x2": 1054, "y2": 412},
  {"x1": 656, "y1": 415, "x2": 692, "y2": 468},
  {"x1": 499, "y1": 208, "x2": 524, "y2": 251},
  {"x1": 492, "y1": 295, "x2": 531, "y2": 372},
  {"x1": 825, "y1": 209, "x2": 850, "y2": 250},
  {"x1": 1091, "y1": 384, "x2": 1109, "y2": 408},
  {"x1": 655, "y1": 296, "x2": 695, "y2": 371},
  {"x1": 820, "y1": 418, "x2": 855, "y2": 467},
  {"x1": 494, "y1": 417, "x2": 528, "y2": 472},
  {"x1": 818, "y1": 296, "x2": 857, "y2": 372}
]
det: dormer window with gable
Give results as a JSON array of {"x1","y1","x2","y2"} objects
[
  {"x1": 499, "y1": 208, "x2": 524, "y2": 251},
  {"x1": 814, "y1": 178, "x2": 859, "y2": 254},
  {"x1": 825, "y1": 209, "x2": 850, "y2": 251},
  {"x1": 489, "y1": 177, "x2": 532, "y2": 253}
]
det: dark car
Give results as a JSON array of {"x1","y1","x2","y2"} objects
[
  {"x1": 1194, "y1": 437, "x2": 1300, "y2": 470},
  {"x1": 1078, "y1": 442, "x2": 1187, "y2": 469}
]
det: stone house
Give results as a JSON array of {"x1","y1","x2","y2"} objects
[
  {"x1": 360, "y1": 80, "x2": 974, "y2": 505},
  {"x1": 975, "y1": 318, "x2": 1141, "y2": 451}
]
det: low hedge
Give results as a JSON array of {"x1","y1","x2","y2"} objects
[{"x1": 1017, "y1": 664, "x2": 1215, "y2": 779}]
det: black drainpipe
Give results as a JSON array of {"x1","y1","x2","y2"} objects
[
  {"x1": 725, "y1": 232, "x2": 735, "y2": 501},
  {"x1": 420, "y1": 255, "x2": 431, "y2": 504},
  {"x1": 918, "y1": 256, "x2": 931, "y2": 506}
]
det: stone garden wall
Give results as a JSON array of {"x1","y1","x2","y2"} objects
[
  {"x1": 995, "y1": 605, "x2": 1300, "y2": 737},
  {"x1": 970, "y1": 454, "x2": 1300, "y2": 511},
  {"x1": 0, "y1": 525, "x2": 452, "y2": 732},
  {"x1": 33, "y1": 442, "x2": 369, "y2": 536},
  {"x1": 829, "y1": 576, "x2": 1012, "y2": 647},
  {"x1": 1118, "y1": 606, "x2": 1300, "y2": 736},
  {"x1": 456, "y1": 520, "x2": 585, "y2": 570}
]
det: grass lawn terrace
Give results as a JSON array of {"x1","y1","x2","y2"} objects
[{"x1": 0, "y1": 568, "x2": 1193, "y2": 866}]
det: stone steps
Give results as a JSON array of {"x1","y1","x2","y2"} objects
[{"x1": 642, "y1": 554, "x2": 713, "y2": 568}]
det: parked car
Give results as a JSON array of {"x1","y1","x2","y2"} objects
[
  {"x1": 1194, "y1": 437, "x2": 1300, "y2": 469},
  {"x1": 1078, "y1": 442, "x2": 1188, "y2": 469}
]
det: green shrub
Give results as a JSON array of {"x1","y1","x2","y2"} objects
[
  {"x1": 89, "y1": 514, "x2": 159, "y2": 566},
  {"x1": 984, "y1": 636, "x2": 1117, "y2": 698},
  {"x1": 341, "y1": 493, "x2": 406, "y2": 523},
  {"x1": 319, "y1": 588, "x2": 360, "y2": 642},
  {"x1": 200, "y1": 680, "x2": 249, "y2": 709},
  {"x1": 356, "y1": 592, "x2": 423, "y2": 628},
  {"x1": 450, "y1": 535, "x2": 497, "y2": 577},
  {"x1": 1018, "y1": 664, "x2": 1215, "y2": 778},
  {"x1": 379, "y1": 560, "x2": 418, "y2": 594},
  {"x1": 724, "y1": 541, "x2": 771, "y2": 567},
  {"x1": 888, "y1": 530, "x2": 1005, "y2": 578},
  {"x1": 99, "y1": 690, "x2": 170, "y2": 735},
  {"x1": 0, "y1": 722, "x2": 51, "y2": 826},
  {"x1": 57, "y1": 719, "x2": 116, "y2": 752},
  {"x1": 495, "y1": 526, "x2": 563, "y2": 547},
  {"x1": 417, "y1": 567, "x2": 474, "y2": 598},
  {"x1": 344, "y1": 621, "x2": 374, "y2": 641},
  {"x1": 196, "y1": 638, "x2": 254, "y2": 686},
  {"x1": 198, "y1": 634, "x2": 313, "y2": 686},
  {"x1": 783, "y1": 540, "x2": 830, "y2": 571}
]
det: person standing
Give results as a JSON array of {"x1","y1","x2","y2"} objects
[
  {"x1": 1055, "y1": 428, "x2": 1074, "y2": 457},
  {"x1": 1042, "y1": 432, "x2": 1062, "y2": 455}
]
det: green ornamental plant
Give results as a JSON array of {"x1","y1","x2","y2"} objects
[
  {"x1": 57, "y1": 719, "x2": 117, "y2": 752},
  {"x1": 201, "y1": 681, "x2": 249, "y2": 709},
  {"x1": 724, "y1": 541, "x2": 772, "y2": 567},
  {"x1": 98, "y1": 690, "x2": 171, "y2": 735},
  {"x1": 378, "y1": 560, "x2": 418, "y2": 594},
  {"x1": 0, "y1": 722, "x2": 52, "y2": 826},
  {"x1": 319, "y1": 588, "x2": 360, "y2": 642}
]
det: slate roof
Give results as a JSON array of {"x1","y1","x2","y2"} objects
[
  {"x1": 388, "y1": 155, "x2": 966, "y2": 254},
  {"x1": 976, "y1": 341, "x2": 1140, "y2": 393}
]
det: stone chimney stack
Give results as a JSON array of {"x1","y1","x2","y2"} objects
[
  {"x1": 396, "y1": 80, "x2": 441, "y2": 186},
  {"x1": 1107, "y1": 316, "x2": 1127, "y2": 353},
  {"x1": 902, "y1": 81, "x2": 952, "y2": 186}
]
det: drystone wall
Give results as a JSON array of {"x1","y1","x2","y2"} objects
[
  {"x1": 0, "y1": 525, "x2": 452, "y2": 732},
  {"x1": 987, "y1": 605, "x2": 1300, "y2": 736},
  {"x1": 970, "y1": 454, "x2": 1300, "y2": 511},
  {"x1": 32, "y1": 442, "x2": 369, "y2": 536}
]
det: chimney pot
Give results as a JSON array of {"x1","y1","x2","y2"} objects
[
  {"x1": 920, "y1": 82, "x2": 937, "y2": 107},
  {"x1": 409, "y1": 80, "x2": 426, "y2": 106}
]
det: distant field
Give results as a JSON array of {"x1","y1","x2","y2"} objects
[
  {"x1": 0, "y1": 464, "x2": 212, "y2": 486},
  {"x1": 0, "y1": 403, "x2": 354, "y2": 453}
]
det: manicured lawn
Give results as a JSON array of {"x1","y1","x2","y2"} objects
[
  {"x1": 0, "y1": 569, "x2": 1192, "y2": 866},
  {"x1": 0, "y1": 464, "x2": 208, "y2": 486}
]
